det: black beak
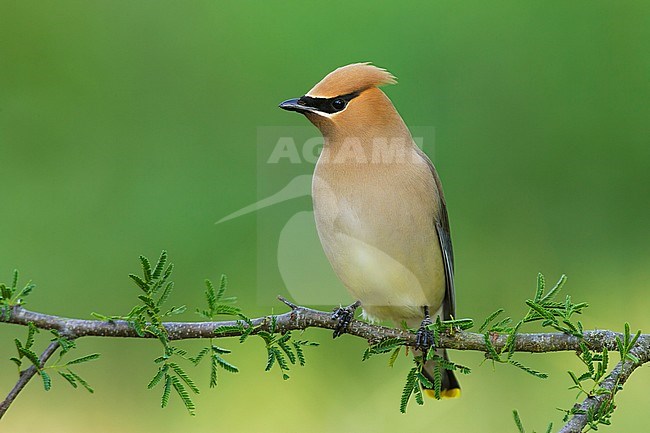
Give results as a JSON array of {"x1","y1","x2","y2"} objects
[{"x1": 279, "y1": 97, "x2": 312, "y2": 113}]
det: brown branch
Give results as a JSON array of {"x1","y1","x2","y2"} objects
[
  {"x1": 3, "y1": 304, "x2": 645, "y2": 353},
  {"x1": 1, "y1": 302, "x2": 649, "y2": 431}
]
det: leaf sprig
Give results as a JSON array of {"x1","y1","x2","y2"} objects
[
  {"x1": 398, "y1": 348, "x2": 470, "y2": 413},
  {"x1": 11, "y1": 324, "x2": 99, "y2": 392},
  {"x1": 190, "y1": 276, "x2": 242, "y2": 389},
  {"x1": 257, "y1": 315, "x2": 318, "y2": 380},
  {"x1": 512, "y1": 409, "x2": 553, "y2": 433},
  {"x1": 94, "y1": 251, "x2": 202, "y2": 414},
  {"x1": 362, "y1": 317, "x2": 472, "y2": 413},
  {"x1": 559, "y1": 321, "x2": 642, "y2": 429},
  {"x1": 0, "y1": 270, "x2": 35, "y2": 318},
  {"x1": 523, "y1": 274, "x2": 587, "y2": 337},
  {"x1": 480, "y1": 274, "x2": 582, "y2": 380}
]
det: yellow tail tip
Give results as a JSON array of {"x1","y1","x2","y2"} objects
[{"x1": 424, "y1": 388, "x2": 462, "y2": 399}]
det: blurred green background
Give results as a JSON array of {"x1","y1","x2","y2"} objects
[{"x1": 1, "y1": 1, "x2": 649, "y2": 432}]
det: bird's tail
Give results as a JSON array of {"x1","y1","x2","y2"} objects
[{"x1": 421, "y1": 348, "x2": 461, "y2": 399}]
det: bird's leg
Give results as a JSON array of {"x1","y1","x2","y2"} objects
[
  {"x1": 415, "y1": 306, "x2": 435, "y2": 356},
  {"x1": 331, "y1": 300, "x2": 361, "y2": 338}
]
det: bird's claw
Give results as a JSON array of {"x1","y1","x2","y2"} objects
[
  {"x1": 331, "y1": 301, "x2": 361, "y2": 338},
  {"x1": 415, "y1": 316, "x2": 435, "y2": 355}
]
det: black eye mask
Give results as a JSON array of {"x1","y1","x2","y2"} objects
[{"x1": 296, "y1": 91, "x2": 360, "y2": 114}]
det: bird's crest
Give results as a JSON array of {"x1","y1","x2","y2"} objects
[{"x1": 307, "y1": 63, "x2": 396, "y2": 98}]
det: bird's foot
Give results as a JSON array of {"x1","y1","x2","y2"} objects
[
  {"x1": 331, "y1": 301, "x2": 361, "y2": 338},
  {"x1": 415, "y1": 307, "x2": 435, "y2": 356}
]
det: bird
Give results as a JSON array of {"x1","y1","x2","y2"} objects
[{"x1": 279, "y1": 63, "x2": 460, "y2": 398}]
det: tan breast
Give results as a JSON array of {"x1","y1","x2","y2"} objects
[{"x1": 312, "y1": 140, "x2": 446, "y2": 323}]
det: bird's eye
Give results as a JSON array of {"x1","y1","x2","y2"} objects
[{"x1": 331, "y1": 98, "x2": 346, "y2": 111}]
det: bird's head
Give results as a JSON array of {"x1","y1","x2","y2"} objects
[{"x1": 279, "y1": 63, "x2": 400, "y2": 138}]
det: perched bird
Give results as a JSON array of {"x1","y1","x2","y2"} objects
[{"x1": 279, "y1": 63, "x2": 460, "y2": 398}]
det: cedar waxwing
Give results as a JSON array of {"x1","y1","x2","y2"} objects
[{"x1": 279, "y1": 63, "x2": 460, "y2": 398}]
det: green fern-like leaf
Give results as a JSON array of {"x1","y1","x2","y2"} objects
[
  {"x1": 400, "y1": 367, "x2": 418, "y2": 413},
  {"x1": 503, "y1": 321, "x2": 522, "y2": 360},
  {"x1": 129, "y1": 274, "x2": 149, "y2": 293},
  {"x1": 132, "y1": 319, "x2": 145, "y2": 337},
  {"x1": 17, "y1": 345, "x2": 40, "y2": 368},
  {"x1": 483, "y1": 333, "x2": 501, "y2": 361},
  {"x1": 168, "y1": 346, "x2": 187, "y2": 357},
  {"x1": 148, "y1": 365, "x2": 169, "y2": 389},
  {"x1": 66, "y1": 353, "x2": 100, "y2": 366},
  {"x1": 525, "y1": 300, "x2": 557, "y2": 323},
  {"x1": 479, "y1": 309, "x2": 504, "y2": 332},
  {"x1": 272, "y1": 347, "x2": 289, "y2": 372},
  {"x1": 190, "y1": 347, "x2": 210, "y2": 366},
  {"x1": 214, "y1": 355, "x2": 239, "y2": 373},
  {"x1": 205, "y1": 279, "x2": 216, "y2": 313},
  {"x1": 216, "y1": 274, "x2": 227, "y2": 301},
  {"x1": 388, "y1": 347, "x2": 402, "y2": 368},
  {"x1": 597, "y1": 347, "x2": 609, "y2": 379},
  {"x1": 534, "y1": 273, "x2": 545, "y2": 302},
  {"x1": 25, "y1": 322, "x2": 38, "y2": 349},
  {"x1": 169, "y1": 363, "x2": 199, "y2": 394},
  {"x1": 162, "y1": 260, "x2": 173, "y2": 280},
  {"x1": 11, "y1": 270, "x2": 19, "y2": 291},
  {"x1": 137, "y1": 295, "x2": 157, "y2": 311},
  {"x1": 152, "y1": 251, "x2": 167, "y2": 280},
  {"x1": 164, "y1": 305, "x2": 186, "y2": 316},
  {"x1": 171, "y1": 375, "x2": 196, "y2": 415},
  {"x1": 513, "y1": 410, "x2": 526, "y2": 433},
  {"x1": 265, "y1": 348, "x2": 276, "y2": 371},
  {"x1": 508, "y1": 359, "x2": 548, "y2": 379},
  {"x1": 432, "y1": 363, "x2": 442, "y2": 399},
  {"x1": 540, "y1": 274, "x2": 567, "y2": 303},
  {"x1": 293, "y1": 341, "x2": 306, "y2": 366},
  {"x1": 0, "y1": 283, "x2": 11, "y2": 304},
  {"x1": 211, "y1": 345, "x2": 231, "y2": 355},
  {"x1": 49, "y1": 329, "x2": 76, "y2": 354},
  {"x1": 239, "y1": 323, "x2": 254, "y2": 343},
  {"x1": 161, "y1": 375, "x2": 172, "y2": 408},
  {"x1": 213, "y1": 323, "x2": 246, "y2": 335},
  {"x1": 438, "y1": 317, "x2": 474, "y2": 331},
  {"x1": 413, "y1": 386, "x2": 424, "y2": 405},
  {"x1": 213, "y1": 305, "x2": 242, "y2": 316},
  {"x1": 12, "y1": 276, "x2": 34, "y2": 303},
  {"x1": 363, "y1": 337, "x2": 405, "y2": 360},
  {"x1": 156, "y1": 282, "x2": 173, "y2": 307},
  {"x1": 210, "y1": 356, "x2": 218, "y2": 388},
  {"x1": 59, "y1": 371, "x2": 78, "y2": 388},
  {"x1": 140, "y1": 255, "x2": 153, "y2": 282},
  {"x1": 257, "y1": 330, "x2": 273, "y2": 345},
  {"x1": 68, "y1": 369, "x2": 94, "y2": 393},
  {"x1": 417, "y1": 372, "x2": 433, "y2": 389},
  {"x1": 277, "y1": 336, "x2": 296, "y2": 364},
  {"x1": 40, "y1": 370, "x2": 52, "y2": 391}
]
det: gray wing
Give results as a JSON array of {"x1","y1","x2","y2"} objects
[
  {"x1": 415, "y1": 147, "x2": 456, "y2": 320},
  {"x1": 435, "y1": 206, "x2": 455, "y2": 320}
]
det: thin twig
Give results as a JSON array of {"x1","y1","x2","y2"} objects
[
  {"x1": 0, "y1": 340, "x2": 60, "y2": 419},
  {"x1": 558, "y1": 343, "x2": 650, "y2": 433}
]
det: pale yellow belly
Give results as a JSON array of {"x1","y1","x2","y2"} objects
[{"x1": 321, "y1": 230, "x2": 445, "y2": 323}]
